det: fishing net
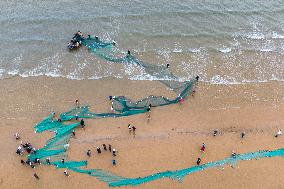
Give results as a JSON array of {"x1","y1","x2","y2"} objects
[
  {"x1": 21, "y1": 33, "x2": 284, "y2": 187},
  {"x1": 24, "y1": 34, "x2": 201, "y2": 185},
  {"x1": 74, "y1": 35, "x2": 196, "y2": 95}
]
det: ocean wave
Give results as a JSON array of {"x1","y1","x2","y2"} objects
[{"x1": 218, "y1": 47, "x2": 232, "y2": 53}]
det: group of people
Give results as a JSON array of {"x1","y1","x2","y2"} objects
[
  {"x1": 67, "y1": 31, "x2": 84, "y2": 50},
  {"x1": 16, "y1": 140, "x2": 36, "y2": 156},
  {"x1": 86, "y1": 144, "x2": 117, "y2": 166}
]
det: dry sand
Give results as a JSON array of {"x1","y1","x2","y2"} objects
[{"x1": 0, "y1": 76, "x2": 283, "y2": 189}]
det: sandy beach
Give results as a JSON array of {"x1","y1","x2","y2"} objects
[{"x1": 0, "y1": 76, "x2": 283, "y2": 189}]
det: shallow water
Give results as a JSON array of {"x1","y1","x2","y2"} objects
[{"x1": 1, "y1": 0, "x2": 284, "y2": 84}]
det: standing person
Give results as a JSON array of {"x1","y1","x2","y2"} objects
[
  {"x1": 196, "y1": 158, "x2": 201, "y2": 165},
  {"x1": 46, "y1": 157, "x2": 51, "y2": 165},
  {"x1": 112, "y1": 149, "x2": 116, "y2": 156},
  {"x1": 213, "y1": 130, "x2": 218, "y2": 136},
  {"x1": 64, "y1": 170, "x2": 70, "y2": 177},
  {"x1": 275, "y1": 129, "x2": 282, "y2": 137},
  {"x1": 15, "y1": 133, "x2": 20, "y2": 140},
  {"x1": 21, "y1": 160, "x2": 25, "y2": 165},
  {"x1": 132, "y1": 126, "x2": 136, "y2": 135},
  {"x1": 87, "y1": 150, "x2": 91, "y2": 157},
  {"x1": 112, "y1": 159, "x2": 116, "y2": 165},
  {"x1": 16, "y1": 145, "x2": 23, "y2": 155},
  {"x1": 196, "y1": 75, "x2": 199, "y2": 81},
  {"x1": 146, "y1": 104, "x2": 152, "y2": 121},
  {"x1": 147, "y1": 104, "x2": 152, "y2": 112},
  {"x1": 72, "y1": 130, "x2": 76, "y2": 136},
  {"x1": 80, "y1": 119, "x2": 85, "y2": 128},
  {"x1": 241, "y1": 131, "x2": 246, "y2": 138},
  {"x1": 200, "y1": 143, "x2": 206, "y2": 152},
  {"x1": 61, "y1": 159, "x2": 65, "y2": 164},
  {"x1": 166, "y1": 63, "x2": 170, "y2": 69},
  {"x1": 75, "y1": 99, "x2": 79, "y2": 106},
  {"x1": 231, "y1": 151, "x2": 237, "y2": 158},
  {"x1": 128, "y1": 124, "x2": 132, "y2": 134},
  {"x1": 96, "y1": 147, "x2": 101, "y2": 154},
  {"x1": 103, "y1": 144, "x2": 107, "y2": 151},
  {"x1": 147, "y1": 114, "x2": 151, "y2": 122},
  {"x1": 108, "y1": 144, "x2": 112, "y2": 152}
]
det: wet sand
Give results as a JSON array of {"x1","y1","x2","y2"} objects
[{"x1": 0, "y1": 76, "x2": 283, "y2": 189}]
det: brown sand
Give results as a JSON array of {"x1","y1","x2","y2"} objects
[{"x1": 0, "y1": 76, "x2": 283, "y2": 189}]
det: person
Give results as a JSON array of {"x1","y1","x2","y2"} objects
[
  {"x1": 76, "y1": 31, "x2": 83, "y2": 37},
  {"x1": 64, "y1": 170, "x2": 70, "y2": 177},
  {"x1": 72, "y1": 130, "x2": 76, "y2": 136},
  {"x1": 95, "y1": 36, "x2": 99, "y2": 41},
  {"x1": 57, "y1": 118, "x2": 62, "y2": 122},
  {"x1": 103, "y1": 144, "x2": 107, "y2": 151},
  {"x1": 52, "y1": 111, "x2": 56, "y2": 118},
  {"x1": 196, "y1": 75, "x2": 199, "y2": 81},
  {"x1": 29, "y1": 161, "x2": 35, "y2": 169},
  {"x1": 241, "y1": 131, "x2": 245, "y2": 138},
  {"x1": 166, "y1": 63, "x2": 170, "y2": 68},
  {"x1": 35, "y1": 158, "x2": 40, "y2": 164},
  {"x1": 16, "y1": 145, "x2": 23, "y2": 155},
  {"x1": 61, "y1": 159, "x2": 65, "y2": 164},
  {"x1": 147, "y1": 114, "x2": 151, "y2": 122},
  {"x1": 128, "y1": 124, "x2": 132, "y2": 134},
  {"x1": 109, "y1": 96, "x2": 113, "y2": 101},
  {"x1": 96, "y1": 147, "x2": 101, "y2": 154},
  {"x1": 34, "y1": 173, "x2": 40, "y2": 180},
  {"x1": 75, "y1": 115, "x2": 79, "y2": 120},
  {"x1": 231, "y1": 151, "x2": 237, "y2": 158},
  {"x1": 112, "y1": 149, "x2": 116, "y2": 156},
  {"x1": 132, "y1": 126, "x2": 136, "y2": 134},
  {"x1": 213, "y1": 130, "x2": 218, "y2": 136},
  {"x1": 75, "y1": 41, "x2": 80, "y2": 47},
  {"x1": 64, "y1": 143, "x2": 69, "y2": 150},
  {"x1": 112, "y1": 159, "x2": 116, "y2": 165},
  {"x1": 127, "y1": 50, "x2": 131, "y2": 55},
  {"x1": 46, "y1": 157, "x2": 51, "y2": 165},
  {"x1": 88, "y1": 35, "x2": 91, "y2": 39},
  {"x1": 80, "y1": 119, "x2": 85, "y2": 128},
  {"x1": 108, "y1": 144, "x2": 112, "y2": 152},
  {"x1": 179, "y1": 97, "x2": 185, "y2": 104},
  {"x1": 275, "y1": 129, "x2": 282, "y2": 137},
  {"x1": 87, "y1": 150, "x2": 91, "y2": 157},
  {"x1": 147, "y1": 104, "x2": 152, "y2": 112},
  {"x1": 197, "y1": 158, "x2": 201, "y2": 165},
  {"x1": 75, "y1": 99, "x2": 79, "y2": 106},
  {"x1": 15, "y1": 133, "x2": 20, "y2": 140},
  {"x1": 112, "y1": 40, "x2": 116, "y2": 46},
  {"x1": 21, "y1": 160, "x2": 25, "y2": 165},
  {"x1": 200, "y1": 143, "x2": 206, "y2": 152}
]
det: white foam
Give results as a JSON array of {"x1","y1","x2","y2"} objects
[
  {"x1": 271, "y1": 32, "x2": 284, "y2": 39},
  {"x1": 219, "y1": 47, "x2": 232, "y2": 53},
  {"x1": 246, "y1": 32, "x2": 265, "y2": 39},
  {"x1": 172, "y1": 48, "x2": 183, "y2": 53},
  {"x1": 209, "y1": 75, "x2": 240, "y2": 85},
  {"x1": 188, "y1": 48, "x2": 201, "y2": 53}
]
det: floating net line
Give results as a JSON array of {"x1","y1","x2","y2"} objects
[{"x1": 74, "y1": 35, "x2": 195, "y2": 95}]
